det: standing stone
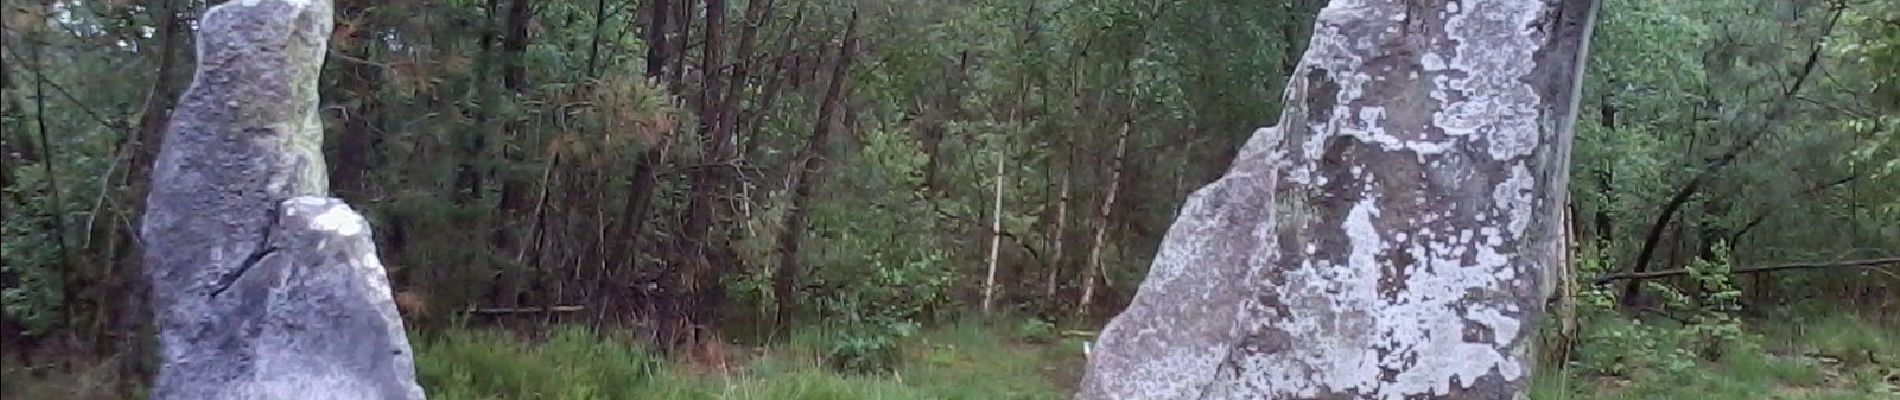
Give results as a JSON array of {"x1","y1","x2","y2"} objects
[
  {"x1": 139, "y1": 0, "x2": 424, "y2": 398},
  {"x1": 1078, "y1": 0, "x2": 1599, "y2": 399}
]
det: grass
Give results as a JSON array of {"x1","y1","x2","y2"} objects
[
  {"x1": 409, "y1": 318, "x2": 1082, "y2": 400},
  {"x1": 1530, "y1": 313, "x2": 1899, "y2": 400},
  {"x1": 6, "y1": 315, "x2": 1890, "y2": 399}
]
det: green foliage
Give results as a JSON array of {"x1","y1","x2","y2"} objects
[
  {"x1": 1014, "y1": 318, "x2": 1058, "y2": 344},
  {"x1": 1, "y1": 172, "x2": 64, "y2": 338},
  {"x1": 414, "y1": 327, "x2": 662, "y2": 400},
  {"x1": 1571, "y1": 245, "x2": 1756, "y2": 378},
  {"x1": 822, "y1": 320, "x2": 914, "y2": 374},
  {"x1": 1540, "y1": 314, "x2": 1899, "y2": 400},
  {"x1": 406, "y1": 321, "x2": 1073, "y2": 399},
  {"x1": 810, "y1": 250, "x2": 947, "y2": 373}
]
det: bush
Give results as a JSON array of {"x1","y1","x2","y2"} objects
[
  {"x1": 824, "y1": 320, "x2": 918, "y2": 374},
  {"x1": 1, "y1": 174, "x2": 65, "y2": 338},
  {"x1": 414, "y1": 326, "x2": 661, "y2": 399},
  {"x1": 1015, "y1": 319, "x2": 1057, "y2": 343}
]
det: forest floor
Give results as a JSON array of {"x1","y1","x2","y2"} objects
[
  {"x1": 1532, "y1": 313, "x2": 1899, "y2": 400},
  {"x1": 3, "y1": 315, "x2": 1894, "y2": 399}
]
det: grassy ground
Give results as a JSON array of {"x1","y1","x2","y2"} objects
[
  {"x1": 1530, "y1": 314, "x2": 1899, "y2": 400},
  {"x1": 409, "y1": 319, "x2": 1084, "y2": 400},
  {"x1": 5, "y1": 315, "x2": 1892, "y2": 399}
]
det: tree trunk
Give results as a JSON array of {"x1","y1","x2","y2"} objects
[
  {"x1": 773, "y1": 11, "x2": 858, "y2": 328},
  {"x1": 644, "y1": 0, "x2": 671, "y2": 78},
  {"x1": 1078, "y1": 120, "x2": 1130, "y2": 317},
  {"x1": 982, "y1": 140, "x2": 1008, "y2": 314},
  {"x1": 678, "y1": 0, "x2": 729, "y2": 328},
  {"x1": 1077, "y1": 0, "x2": 1600, "y2": 397},
  {"x1": 1619, "y1": 24, "x2": 1829, "y2": 308},
  {"x1": 1045, "y1": 130, "x2": 1073, "y2": 301},
  {"x1": 114, "y1": 0, "x2": 189, "y2": 383},
  {"x1": 597, "y1": 0, "x2": 680, "y2": 323},
  {"x1": 490, "y1": 0, "x2": 536, "y2": 309},
  {"x1": 329, "y1": 1, "x2": 381, "y2": 202},
  {"x1": 668, "y1": 0, "x2": 694, "y2": 93}
]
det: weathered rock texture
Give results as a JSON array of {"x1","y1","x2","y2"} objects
[
  {"x1": 1077, "y1": 0, "x2": 1599, "y2": 399},
  {"x1": 139, "y1": 0, "x2": 424, "y2": 398}
]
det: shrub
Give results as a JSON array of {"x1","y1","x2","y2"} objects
[{"x1": 1015, "y1": 319, "x2": 1057, "y2": 343}]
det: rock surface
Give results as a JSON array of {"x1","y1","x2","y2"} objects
[
  {"x1": 1077, "y1": 0, "x2": 1599, "y2": 399},
  {"x1": 139, "y1": 0, "x2": 424, "y2": 398}
]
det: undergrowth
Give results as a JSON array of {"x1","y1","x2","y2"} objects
[
  {"x1": 1532, "y1": 312, "x2": 1897, "y2": 399},
  {"x1": 409, "y1": 319, "x2": 1080, "y2": 400}
]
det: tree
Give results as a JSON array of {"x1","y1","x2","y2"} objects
[{"x1": 1078, "y1": 0, "x2": 1600, "y2": 397}]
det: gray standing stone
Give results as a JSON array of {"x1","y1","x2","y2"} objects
[
  {"x1": 139, "y1": 0, "x2": 424, "y2": 398},
  {"x1": 1077, "y1": 0, "x2": 1599, "y2": 399}
]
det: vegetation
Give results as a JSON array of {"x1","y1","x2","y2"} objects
[{"x1": 2, "y1": 0, "x2": 1895, "y2": 398}]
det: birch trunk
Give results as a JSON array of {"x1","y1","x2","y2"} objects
[
  {"x1": 1079, "y1": 121, "x2": 1132, "y2": 317},
  {"x1": 983, "y1": 141, "x2": 1008, "y2": 313},
  {"x1": 1078, "y1": 0, "x2": 1599, "y2": 397}
]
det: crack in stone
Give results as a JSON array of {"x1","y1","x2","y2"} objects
[{"x1": 211, "y1": 204, "x2": 284, "y2": 299}]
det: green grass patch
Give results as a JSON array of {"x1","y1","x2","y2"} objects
[
  {"x1": 1535, "y1": 313, "x2": 1898, "y2": 400},
  {"x1": 412, "y1": 318, "x2": 1079, "y2": 399}
]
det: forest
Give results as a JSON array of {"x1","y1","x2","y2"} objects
[{"x1": 1, "y1": 0, "x2": 1896, "y2": 398}]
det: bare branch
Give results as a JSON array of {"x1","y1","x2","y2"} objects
[{"x1": 1592, "y1": 257, "x2": 1900, "y2": 285}]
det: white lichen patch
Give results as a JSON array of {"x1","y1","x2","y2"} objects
[
  {"x1": 286, "y1": 197, "x2": 366, "y2": 237},
  {"x1": 1217, "y1": 0, "x2": 1550, "y2": 398},
  {"x1": 1084, "y1": 0, "x2": 1563, "y2": 398},
  {"x1": 1495, "y1": 164, "x2": 1536, "y2": 237},
  {"x1": 235, "y1": 0, "x2": 314, "y2": 8},
  {"x1": 1437, "y1": 0, "x2": 1546, "y2": 161},
  {"x1": 309, "y1": 205, "x2": 364, "y2": 237}
]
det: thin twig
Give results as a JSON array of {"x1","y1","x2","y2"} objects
[{"x1": 1592, "y1": 257, "x2": 1900, "y2": 285}]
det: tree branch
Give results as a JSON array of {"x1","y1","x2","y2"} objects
[{"x1": 1592, "y1": 257, "x2": 1900, "y2": 285}]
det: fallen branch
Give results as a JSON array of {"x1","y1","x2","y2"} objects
[
  {"x1": 467, "y1": 305, "x2": 587, "y2": 314},
  {"x1": 1591, "y1": 257, "x2": 1900, "y2": 285},
  {"x1": 1060, "y1": 330, "x2": 1098, "y2": 338}
]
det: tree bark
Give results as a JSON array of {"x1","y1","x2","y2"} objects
[
  {"x1": 1045, "y1": 130, "x2": 1073, "y2": 301},
  {"x1": 644, "y1": 0, "x2": 671, "y2": 78},
  {"x1": 329, "y1": 2, "x2": 381, "y2": 202},
  {"x1": 1078, "y1": 120, "x2": 1130, "y2": 317},
  {"x1": 597, "y1": 0, "x2": 680, "y2": 323},
  {"x1": 1591, "y1": 257, "x2": 1900, "y2": 284},
  {"x1": 982, "y1": 140, "x2": 1008, "y2": 313},
  {"x1": 773, "y1": 11, "x2": 857, "y2": 328},
  {"x1": 489, "y1": 0, "x2": 537, "y2": 309},
  {"x1": 1077, "y1": 0, "x2": 1600, "y2": 397},
  {"x1": 1619, "y1": 29, "x2": 1829, "y2": 308},
  {"x1": 677, "y1": 0, "x2": 730, "y2": 327}
]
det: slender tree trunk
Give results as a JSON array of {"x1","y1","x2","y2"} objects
[
  {"x1": 599, "y1": 0, "x2": 679, "y2": 323},
  {"x1": 456, "y1": 0, "x2": 506, "y2": 206},
  {"x1": 774, "y1": 11, "x2": 857, "y2": 328},
  {"x1": 1620, "y1": 17, "x2": 1832, "y2": 308},
  {"x1": 645, "y1": 0, "x2": 671, "y2": 78},
  {"x1": 718, "y1": 0, "x2": 775, "y2": 143},
  {"x1": 677, "y1": 0, "x2": 730, "y2": 328},
  {"x1": 330, "y1": 2, "x2": 380, "y2": 202},
  {"x1": 1078, "y1": 121, "x2": 1130, "y2": 317},
  {"x1": 113, "y1": 0, "x2": 188, "y2": 383},
  {"x1": 1551, "y1": 204, "x2": 1580, "y2": 364},
  {"x1": 982, "y1": 140, "x2": 1008, "y2": 314},
  {"x1": 1045, "y1": 131, "x2": 1072, "y2": 301},
  {"x1": 741, "y1": 4, "x2": 806, "y2": 159},
  {"x1": 488, "y1": 0, "x2": 537, "y2": 308},
  {"x1": 585, "y1": 0, "x2": 609, "y2": 75},
  {"x1": 28, "y1": 20, "x2": 75, "y2": 345},
  {"x1": 668, "y1": 0, "x2": 694, "y2": 93}
]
